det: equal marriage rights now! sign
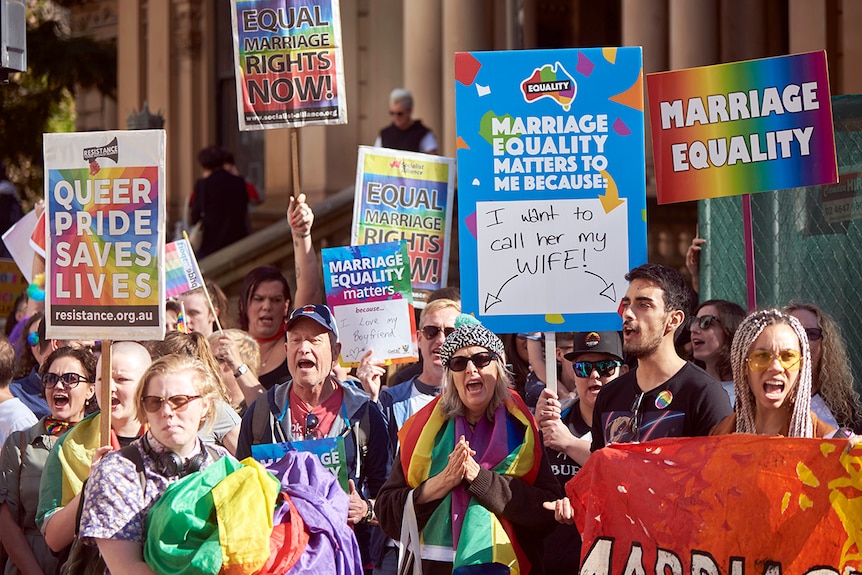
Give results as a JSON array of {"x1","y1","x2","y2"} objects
[
  {"x1": 454, "y1": 47, "x2": 647, "y2": 334},
  {"x1": 647, "y1": 51, "x2": 838, "y2": 204}
]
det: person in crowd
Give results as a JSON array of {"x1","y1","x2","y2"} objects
[
  {"x1": 375, "y1": 322, "x2": 561, "y2": 574},
  {"x1": 0, "y1": 160, "x2": 24, "y2": 260},
  {"x1": 238, "y1": 194, "x2": 321, "y2": 390},
  {"x1": 534, "y1": 330, "x2": 626, "y2": 575},
  {"x1": 223, "y1": 149, "x2": 263, "y2": 206},
  {"x1": 785, "y1": 302, "x2": 862, "y2": 433},
  {"x1": 0, "y1": 346, "x2": 96, "y2": 574},
  {"x1": 356, "y1": 301, "x2": 461, "y2": 575},
  {"x1": 0, "y1": 337, "x2": 37, "y2": 446},
  {"x1": 503, "y1": 333, "x2": 533, "y2": 400},
  {"x1": 10, "y1": 313, "x2": 51, "y2": 418},
  {"x1": 209, "y1": 328, "x2": 264, "y2": 415},
  {"x1": 524, "y1": 331, "x2": 577, "y2": 408},
  {"x1": 710, "y1": 309, "x2": 840, "y2": 438},
  {"x1": 4, "y1": 293, "x2": 28, "y2": 339},
  {"x1": 385, "y1": 286, "x2": 462, "y2": 389},
  {"x1": 591, "y1": 263, "x2": 732, "y2": 450},
  {"x1": 37, "y1": 342, "x2": 151, "y2": 553},
  {"x1": 78, "y1": 354, "x2": 230, "y2": 574},
  {"x1": 374, "y1": 88, "x2": 438, "y2": 154},
  {"x1": 176, "y1": 285, "x2": 219, "y2": 338},
  {"x1": 690, "y1": 299, "x2": 747, "y2": 402},
  {"x1": 152, "y1": 332, "x2": 241, "y2": 453},
  {"x1": 190, "y1": 145, "x2": 250, "y2": 258},
  {"x1": 236, "y1": 304, "x2": 389, "y2": 572}
]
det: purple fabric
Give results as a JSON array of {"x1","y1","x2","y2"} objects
[{"x1": 267, "y1": 451, "x2": 363, "y2": 575}]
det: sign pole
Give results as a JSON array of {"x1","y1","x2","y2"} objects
[
  {"x1": 291, "y1": 128, "x2": 300, "y2": 198},
  {"x1": 742, "y1": 194, "x2": 757, "y2": 312},
  {"x1": 99, "y1": 340, "x2": 112, "y2": 447},
  {"x1": 544, "y1": 332, "x2": 557, "y2": 395}
]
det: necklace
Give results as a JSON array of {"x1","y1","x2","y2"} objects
[{"x1": 259, "y1": 340, "x2": 281, "y2": 369}]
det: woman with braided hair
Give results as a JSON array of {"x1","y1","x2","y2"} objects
[{"x1": 710, "y1": 309, "x2": 837, "y2": 438}]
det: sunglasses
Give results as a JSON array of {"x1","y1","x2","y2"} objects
[
  {"x1": 28, "y1": 332, "x2": 40, "y2": 346},
  {"x1": 691, "y1": 315, "x2": 721, "y2": 331},
  {"x1": 389, "y1": 110, "x2": 406, "y2": 117},
  {"x1": 141, "y1": 394, "x2": 202, "y2": 413},
  {"x1": 305, "y1": 412, "x2": 320, "y2": 440},
  {"x1": 421, "y1": 325, "x2": 456, "y2": 340},
  {"x1": 573, "y1": 359, "x2": 622, "y2": 378},
  {"x1": 448, "y1": 351, "x2": 497, "y2": 372},
  {"x1": 629, "y1": 392, "x2": 645, "y2": 441},
  {"x1": 42, "y1": 372, "x2": 90, "y2": 389},
  {"x1": 746, "y1": 349, "x2": 802, "y2": 372},
  {"x1": 804, "y1": 327, "x2": 823, "y2": 341}
]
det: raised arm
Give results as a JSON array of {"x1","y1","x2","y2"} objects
[{"x1": 287, "y1": 193, "x2": 322, "y2": 307}]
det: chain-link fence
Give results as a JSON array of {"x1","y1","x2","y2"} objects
[{"x1": 698, "y1": 95, "x2": 862, "y2": 397}]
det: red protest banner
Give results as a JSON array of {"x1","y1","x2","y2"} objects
[{"x1": 569, "y1": 435, "x2": 862, "y2": 573}]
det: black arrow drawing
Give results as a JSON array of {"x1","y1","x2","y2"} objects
[
  {"x1": 484, "y1": 274, "x2": 519, "y2": 312},
  {"x1": 585, "y1": 270, "x2": 616, "y2": 302}
]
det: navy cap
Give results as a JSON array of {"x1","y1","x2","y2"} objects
[
  {"x1": 287, "y1": 304, "x2": 339, "y2": 341},
  {"x1": 564, "y1": 331, "x2": 623, "y2": 363}
]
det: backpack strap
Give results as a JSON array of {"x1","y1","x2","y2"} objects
[{"x1": 252, "y1": 393, "x2": 273, "y2": 445}]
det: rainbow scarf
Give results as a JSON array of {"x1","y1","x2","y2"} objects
[
  {"x1": 398, "y1": 392, "x2": 541, "y2": 574},
  {"x1": 36, "y1": 412, "x2": 121, "y2": 529}
]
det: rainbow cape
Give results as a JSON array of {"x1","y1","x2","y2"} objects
[
  {"x1": 397, "y1": 392, "x2": 541, "y2": 574},
  {"x1": 36, "y1": 412, "x2": 119, "y2": 529},
  {"x1": 145, "y1": 457, "x2": 280, "y2": 575}
]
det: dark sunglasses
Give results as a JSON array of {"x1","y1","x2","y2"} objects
[
  {"x1": 804, "y1": 327, "x2": 823, "y2": 341},
  {"x1": 305, "y1": 413, "x2": 320, "y2": 440},
  {"x1": 448, "y1": 351, "x2": 497, "y2": 372},
  {"x1": 141, "y1": 394, "x2": 202, "y2": 413},
  {"x1": 629, "y1": 392, "x2": 645, "y2": 441},
  {"x1": 573, "y1": 359, "x2": 622, "y2": 378},
  {"x1": 691, "y1": 315, "x2": 721, "y2": 331},
  {"x1": 42, "y1": 372, "x2": 90, "y2": 389},
  {"x1": 28, "y1": 332, "x2": 40, "y2": 346},
  {"x1": 421, "y1": 325, "x2": 456, "y2": 340}
]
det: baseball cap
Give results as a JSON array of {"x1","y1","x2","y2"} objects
[
  {"x1": 564, "y1": 331, "x2": 623, "y2": 363},
  {"x1": 286, "y1": 304, "x2": 339, "y2": 340}
]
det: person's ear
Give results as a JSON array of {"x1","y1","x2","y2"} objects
[
  {"x1": 332, "y1": 342, "x2": 342, "y2": 365},
  {"x1": 86, "y1": 384, "x2": 96, "y2": 401},
  {"x1": 667, "y1": 309, "x2": 685, "y2": 334}
]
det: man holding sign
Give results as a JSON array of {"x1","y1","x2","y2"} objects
[{"x1": 236, "y1": 304, "x2": 390, "y2": 571}]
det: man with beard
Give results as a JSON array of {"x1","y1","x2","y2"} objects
[{"x1": 591, "y1": 263, "x2": 731, "y2": 450}]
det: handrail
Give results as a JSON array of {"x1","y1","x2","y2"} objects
[{"x1": 199, "y1": 186, "x2": 355, "y2": 298}]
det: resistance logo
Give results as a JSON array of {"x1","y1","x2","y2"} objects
[
  {"x1": 82, "y1": 136, "x2": 119, "y2": 176},
  {"x1": 520, "y1": 62, "x2": 577, "y2": 111}
]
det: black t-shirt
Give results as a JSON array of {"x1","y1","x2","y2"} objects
[
  {"x1": 590, "y1": 362, "x2": 731, "y2": 451},
  {"x1": 542, "y1": 399, "x2": 591, "y2": 575}
]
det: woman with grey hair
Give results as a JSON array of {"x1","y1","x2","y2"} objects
[
  {"x1": 375, "y1": 321, "x2": 560, "y2": 574},
  {"x1": 710, "y1": 309, "x2": 837, "y2": 438}
]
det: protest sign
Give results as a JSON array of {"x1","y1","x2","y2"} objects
[
  {"x1": 455, "y1": 47, "x2": 647, "y2": 334},
  {"x1": 230, "y1": 0, "x2": 347, "y2": 130},
  {"x1": 647, "y1": 51, "x2": 838, "y2": 204},
  {"x1": 569, "y1": 435, "x2": 862, "y2": 574},
  {"x1": 44, "y1": 130, "x2": 166, "y2": 340},
  {"x1": 351, "y1": 146, "x2": 455, "y2": 306},
  {"x1": 164, "y1": 239, "x2": 204, "y2": 299},
  {"x1": 252, "y1": 437, "x2": 348, "y2": 492},
  {"x1": 322, "y1": 240, "x2": 417, "y2": 367}
]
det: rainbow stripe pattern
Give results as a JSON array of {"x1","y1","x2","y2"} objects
[
  {"x1": 164, "y1": 239, "x2": 203, "y2": 299},
  {"x1": 647, "y1": 51, "x2": 838, "y2": 204}
]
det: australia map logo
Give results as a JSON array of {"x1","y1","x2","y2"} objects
[{"x1": 520, "y1": 62, "x2": 576, "y2": 111}]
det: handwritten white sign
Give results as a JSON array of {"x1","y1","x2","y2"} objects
[
  {"x1": 334, "y1": 298, "x2": 415, "y2": 365},
  {"x1": 476, "y1": 198, "x2": 628, "y2": 316}
]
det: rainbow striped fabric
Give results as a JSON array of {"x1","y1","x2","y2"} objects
[{"x1": 397, "y1": 392, "x2": 541, "y2": 574}]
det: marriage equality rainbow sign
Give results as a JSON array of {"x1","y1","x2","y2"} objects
[
  {"x1": 647, "y1": 51, "x2": 838, "y2": 204},
  {"x1": 230, "y1": 0, "x2": 347, "y2": 130},
  {"x1": 351, "y1": 146, "x2": 455, "y2": 307},
  {"x1": 44, "y1": 130, "x2": 166, "y2": 340}
]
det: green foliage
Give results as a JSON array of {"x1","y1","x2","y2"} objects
[{"x1": 0, "y1": 8, "x2": 116, "y2": 205}]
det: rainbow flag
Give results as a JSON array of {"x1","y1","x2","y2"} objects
[{"x1": 165, "y1": 239, "x2": 204, "y2": 298}]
